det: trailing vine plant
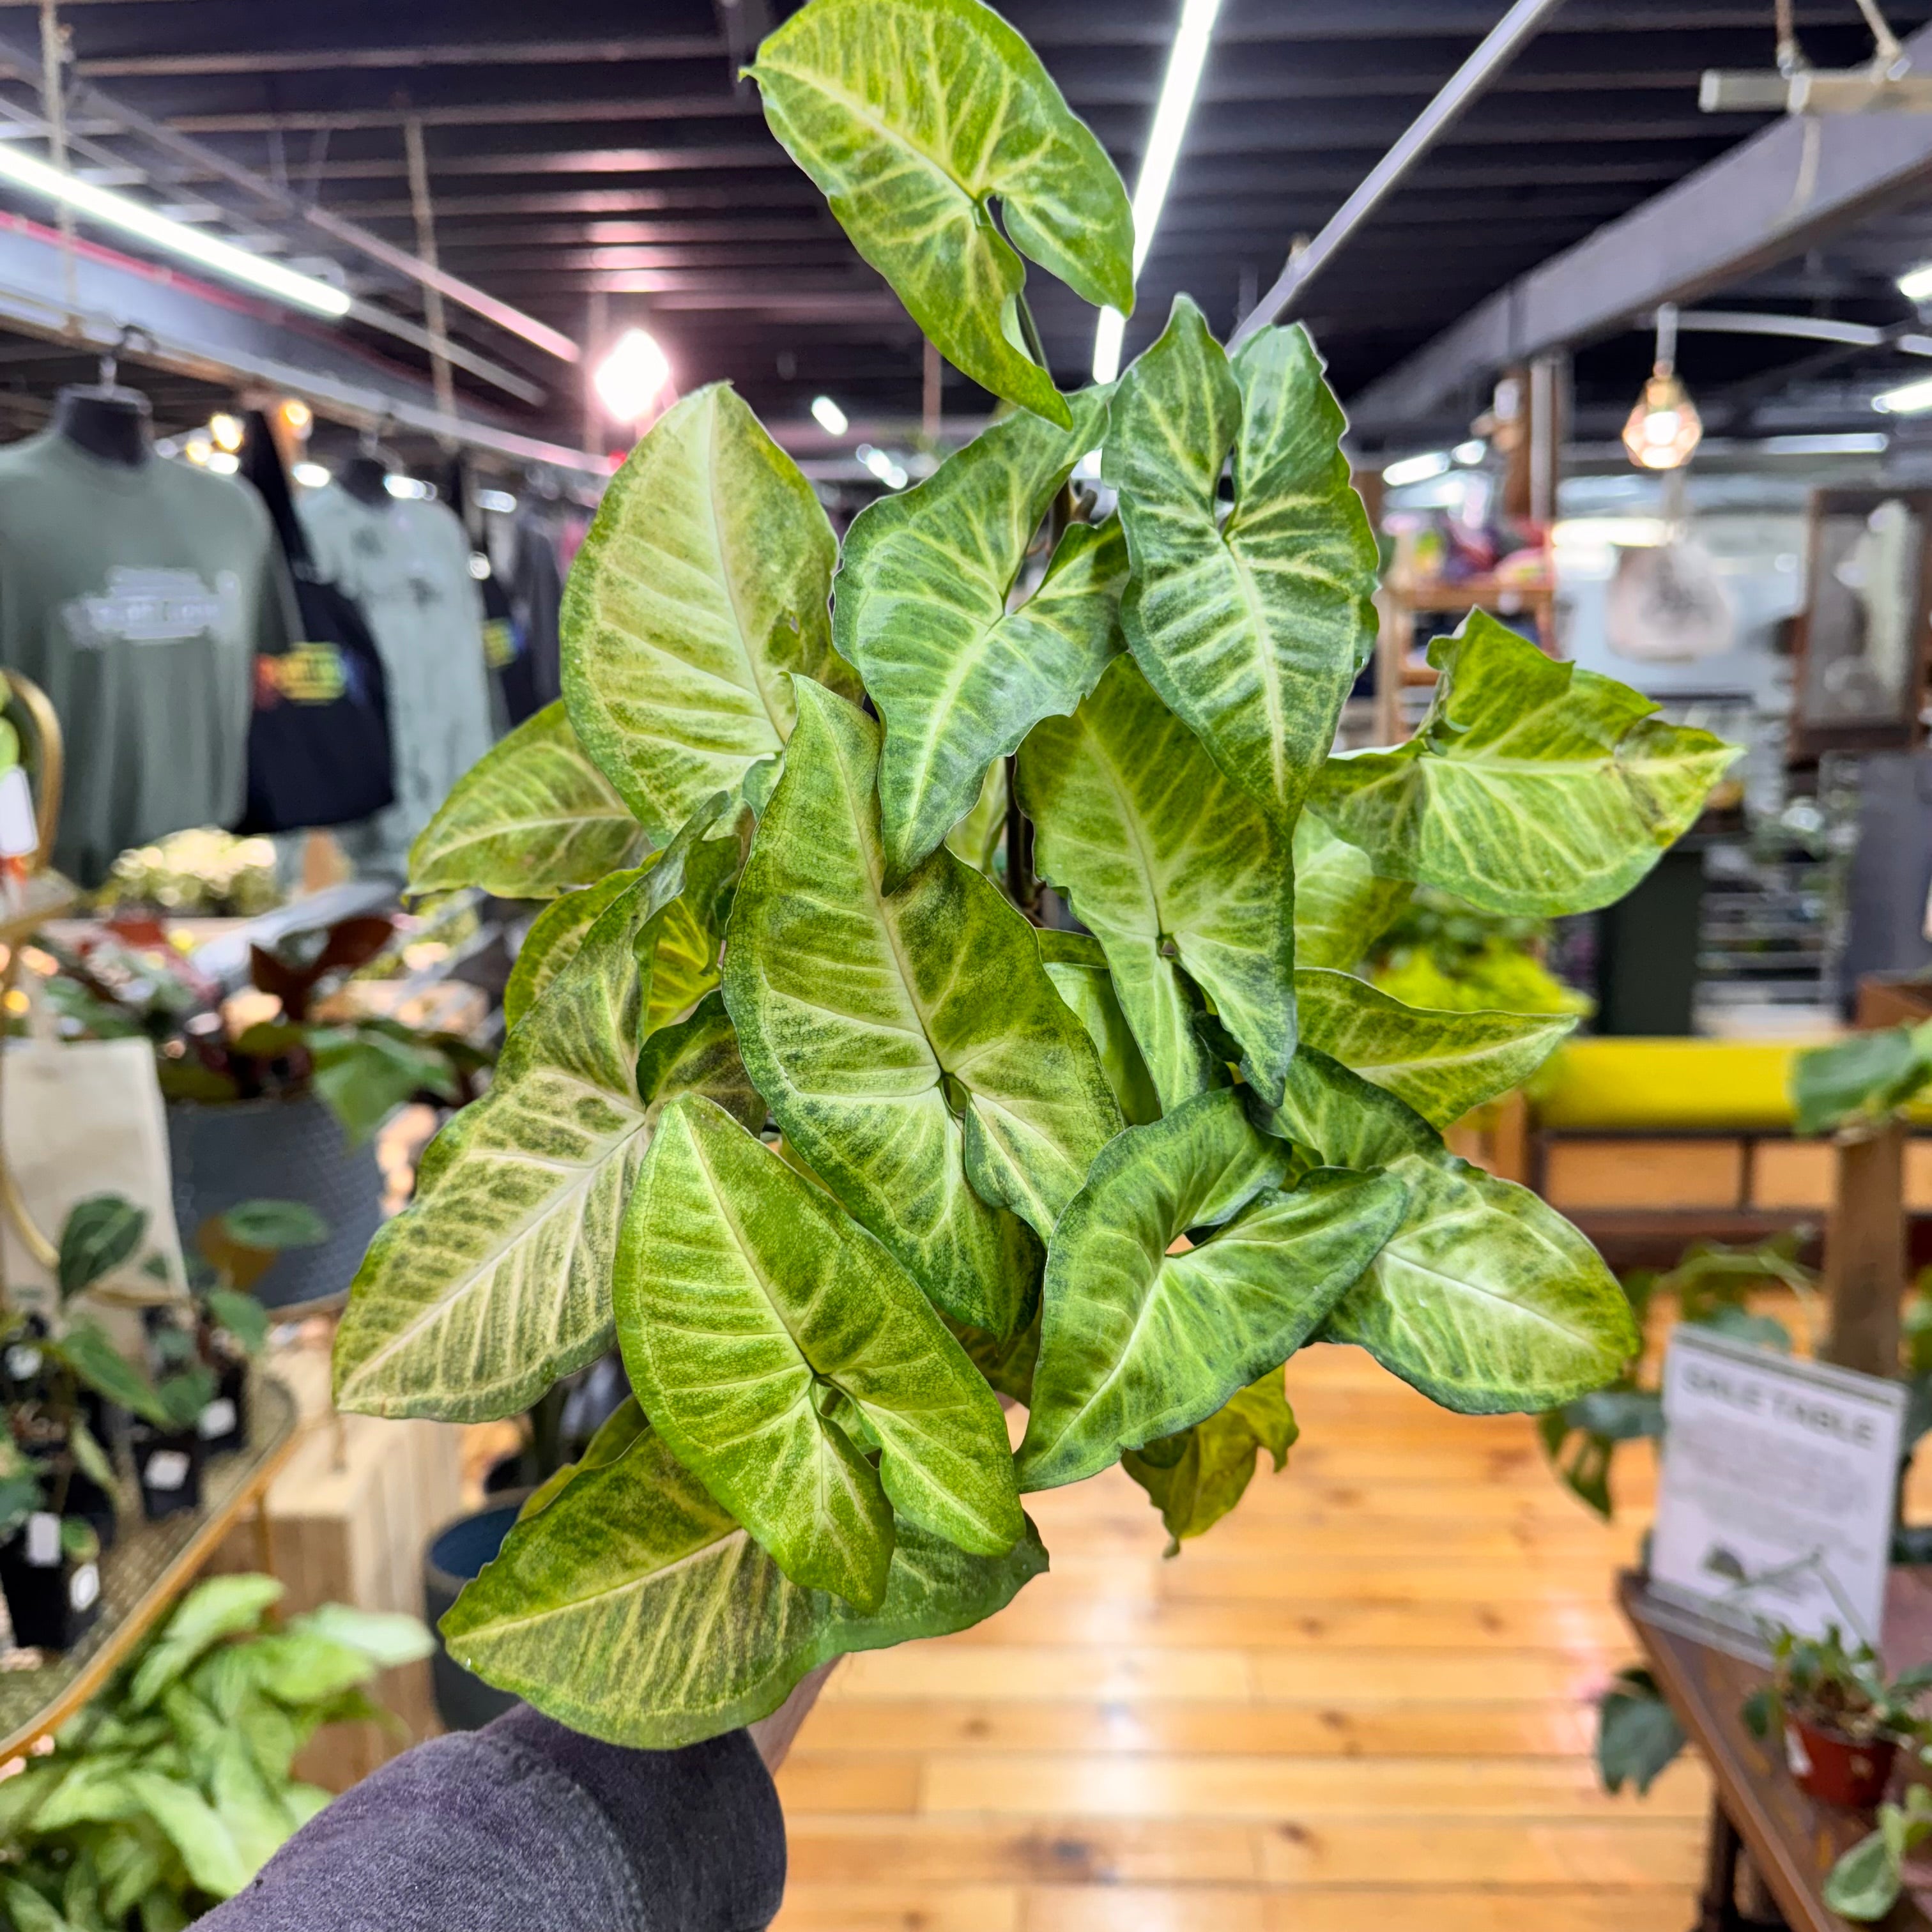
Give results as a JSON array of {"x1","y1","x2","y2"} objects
[{"x1": 334, "y1": 0, "x2": 1739, "y2": 1746}]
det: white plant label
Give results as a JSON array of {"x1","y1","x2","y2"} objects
[
  {"x1": 68, "y1": 1562, "x2": 98, "y2": 1612},
  {"x1": 198, "y1": 1398, "x2": 236, "y2": 1441},
  {"x1": 24, "y1": 1511, "x2": 58, "y2": 1567},
  {"x1": 144, "y1": 1450, "x2": 190, "y2": 1492},
  {"x1": 1652, "y1": 1326, "x2": 1906, "y2": 1648},
  {"x1": 4, "y1": 1346, "x2": 41, "y2": 1382}
]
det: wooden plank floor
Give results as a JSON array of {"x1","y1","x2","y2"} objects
[{"x1": 772, "y1": 1343, "x2": 1704, "y2": 1931}]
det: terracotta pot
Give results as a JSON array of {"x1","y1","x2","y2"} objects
[{"x1": 1786, "y1": 1715, "x2": 1897, "y2": 1808}]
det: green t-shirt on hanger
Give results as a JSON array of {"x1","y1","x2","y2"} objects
[{"x1": 0, "y1": 432, "x2": 294, "y2": 886}]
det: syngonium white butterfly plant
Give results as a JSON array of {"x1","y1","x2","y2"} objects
[{"x1": 334, "y1": 0, "x2": 1738, "y2": 1745}]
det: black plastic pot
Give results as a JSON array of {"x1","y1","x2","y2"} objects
[
  {"x1": 424, "y1": 1499, "x2": 526, "y2": 1732},
  {"x1": 167, "y1": 1092, "x2": 384, "y2": 1315},
  {"x1": 0, "y1": 1521, "x2": 102, "y2": 1651},
  {"x1": 51, "y1": 1450, "x2": 117, "y2": 1554},
  {"x1": 131, "y1": 1424, "x2": 204, "y2": 1520},
  {"x1": 199, "y1": 1360, "x2": 249, "y2": 1458}
]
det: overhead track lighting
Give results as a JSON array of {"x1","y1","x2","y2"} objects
[
  {"x1": 810, "y1": 395, "x2": 848, "y2": 436},
  {"x1": 1622, "y1": 305, "x2": 1703, "y2": 472},
  {"x1": 1092, "y1": 0, "x2": 1224, "y2": 385},
  {"x1": 0, "y1": 142, "x2": 350, "y2": 316},
  {"x1": 594, "y1": 328, "x2": 671, "y2": 424},
  {"x1": 1382, "y1": 451, "x2": 1452, "y2": 487},
  {"x1": 1702, "y1": 0, "x2": 1932, "y2": 114}
]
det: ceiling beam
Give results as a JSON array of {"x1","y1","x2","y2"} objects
[
  {"x1": 1347, "y1": 14, "x2": 1932, "y2": 433},
  {"x1": 77, "y1": 37, "x2": 726, "y2": 78}
]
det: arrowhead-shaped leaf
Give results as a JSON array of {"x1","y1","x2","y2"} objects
[
  {"x1": 408, "y1": 702, "x2": 647, "y2": 899},
  {"x1": 562, "y1": 383, "x2": 857, "y2": 839},
  {"x1": 835, "y1": 388, "x2": 1119, "y2": 884},
  {"x1": 634, "y1": 992, "x2": 766, "y2": 1135},
  {"x1": 944, "y1": 759, "x2": 1008, "y2": 878},
  {"x1": 1308, "y1": 611, "x2": 1739, "y2": 916},
  {"x1": 1017, "y1": 1088, "x2": 1406, "y2": 1491},
  {"x1": 1107, "y1": 300, "x2": 1377, "y2": 834},
  {"x1": 615, "y1": 1096, "x2": 1022, "y2": 1609},
  {"x1": 1262, "y1": 1048, "x2": 1638, "y2": 1412},
  {"x1": 747, "y1": 0, "x2": 1132, "y2": 427},
  {"x1": 503, "y1": 866, "x2": 648, "y2": 1035},
  {"x1": 723, "y1": 681, "x2": 1120, "y2": 1335},
  {"x1": 1295, "y1": 967, "x2": 1575, "y2": 1128},
  {"x1": 1037, "y1": 931, "x2": 1161, "y2": 1128},
  {"x1": 1122, "y1": 1365, "x2": 1298, "y2": 1551},
  {"x1": 1292, "y1": 813, "x2": 1411, "y2": 972},
  {"x1": 335, "y1": 810, "x2": 724, "y2": 1420},
  {"x1": 1020, "y1": 654, "x2": 1296, "y2": 1108},
  {"x1": 440, "y1": 1418, "x2": 1047, "y2": 1749}
]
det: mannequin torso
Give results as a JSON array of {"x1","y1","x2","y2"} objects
[{"x1": 52, "y1": 386, "x2": 152, "y2": 468}]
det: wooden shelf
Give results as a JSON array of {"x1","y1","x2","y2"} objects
[{"x1": 0, "y1": 1376, "x2": 298, "y2": 1761}]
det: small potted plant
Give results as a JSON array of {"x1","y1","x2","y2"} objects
[
  {"x1": 1744, "y1": 1624, "x2": 1932, "y2": 1808},
  {"x1": 0, "y1": 1437, "x2": 103, "y2": 1652}
]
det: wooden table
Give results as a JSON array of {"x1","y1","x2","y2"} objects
[
  {"x1": 0, "y1": 1375, "x2": 298, "y2": 1761},
  {"x1": 1621, "y1": 1570, "x2": 1932, "y2": 1932}
]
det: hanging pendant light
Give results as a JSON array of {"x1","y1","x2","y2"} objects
[{"x1": 1623, "y1": 303, "x2": 1703, "y2": 471}]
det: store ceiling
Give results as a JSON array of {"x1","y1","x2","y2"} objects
[{"x1": 10, "y1": 0, "x2": 1932, "y2": 453}]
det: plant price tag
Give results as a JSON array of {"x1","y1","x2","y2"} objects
[
  {"x1": 1650, "y1": 1326, "x2": 1906, "y2": 1650},
  {"x1": 24, "y1": 1512, "x2": 58, "y2": 1567},
  {"x1": 4, "y1": 1345, "x2": 40, "y2": 1382},
  {"x1": 197, "y1": 1399, "x2": 236, "y2": 1441},
  {"x1": 144, "y1": 1450, "x2": 190, "y2": 1492},
  {"x1": 68, "y1": 1562, "x2": 98, "y2": 1612}
]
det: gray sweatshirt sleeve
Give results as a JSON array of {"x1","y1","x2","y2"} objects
[{"x1": 198, "y1": 1705, "x2": 786, "y2": 1932}]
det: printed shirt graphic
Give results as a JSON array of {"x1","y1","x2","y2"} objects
[{"x1": 0, "y1": 433, "x2": 295, "y2": 885}]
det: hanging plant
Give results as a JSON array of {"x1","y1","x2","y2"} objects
[{"x1": 333, "y1": 0, "x2": 1738, "y2": 1747}]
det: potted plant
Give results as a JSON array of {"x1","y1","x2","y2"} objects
[
  {"x1": 0, "y1": 1570, "x2": 434, "y2": 1924},
  {"x1": 330, "y1": 0, "x2": 1735, "y2": 1747},
  {"x1": 1744, "y1": 1624, "x2": 1932, "y2": 1808},
  {"x1": 35, "y1": 907, "x2": 489, "y2": 1314},
  {"x1": 0, "y1": 1438, "x2": 103, "y2": 1652}
]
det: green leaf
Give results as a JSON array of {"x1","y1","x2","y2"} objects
[
  {"x1": 307, "y1": 1026, "x2": 456, "y2": 1147},
  {"x1": 408, "y1": 701, "x2": 647, "y2": 899},
  {"x1": 1106, "y1": 303, "x2": 1377, "y2": 835},
  {"x1": 217, "y1": 1200, "x2": 328, "y2": 1252},
  {"x1": 1595, "y1": 1667, "x2": 1686, "y2": 1796},
  {"x1": 57, "y1": 1194, "x2": 148, "y2": 1302},
  {"x1": 1017, "y1": 1089, "x2": 1406, "y2": 1491},
  {"x1": 153, "y1": 1363, "x2": 215, "y2": 1434},
  {"x1": 946, "y1": 758, "x2": 1008, "y2": 878},
  {"x1": 562, "y1": 383, "x2": 855, "y2": 841},
  {"x1": 1823, "y1": 1829, "x2": 1900, "y2": 1922},
  {"x1": 1292, "y1": 813, "x2": 1411, "y2": 972},
  {"x1": 31, "y1": 1760, "x2": 145, "y2": 1832},
  {"x1": 634, "y1": 990, "x2": 766, "y2": 1135},
  {"x1": 1123, "y1": 1366, "x2": 1298, "y2": 1552},
  {"x1": 207, "y1": 1733, "x2": 295, "y2": 1880},
  {"x1": 747, "y1": 0, "x2": 1132, "y2": 428},
  {"x1": 1021, "y1": 654, "x2": 1297, "y2": 1108},
  {"x1": 1266, "y1": 1048, "x2": 1640, "y2": 1413},
  {"x1": 1792, "y1": 1021, "x2": 1932, "y2": 1137},
  {"x1": 503, "y1": 866, "x2": 648, "y2": 1037},
  {"x1": 121, "y1": 1774, "x2": 248, "y2": 1900},
  {"x1": 201, "y1": 1287, "x2": 268, "y2": 1356},
  {"x1": 334, "y1": 849, "x2": 705, "y2": 1421},
  {"x1": 284, "y1": 1604, "x2": 434, "y2": 1671},
  {"x1": 1308, "y1": 611, "x2": 1739, "y2": 917},
  {"x1": 835, "y1": 390, "x2": 1119, "y2": 882},
  {"x1": 1294, "y1": 967, "x2": 1575, "y2": 1128},
  {"x1": 66, "y1": 1418, "x2": 116, "y2": 1494},
  {"x1": 723, "y1": 681, "x2": 1119, "y2": 1334},
  {"x1": 440, "y1": 1418, "x2": 1047, "y2": 1749},
  {"x1": 1, "y1": 1877, "x2": 72, "y2": 1932},
  {"x1": 1037, "y1": 931, "x2": 1160, "y2": 1128},
  {"x1": 52, "y1": 1322, "x2": 167, "y2": 1427},
  {"x1": 128, "y1": 1575, "x2": 285, "y2": 1712},
  {"x1": 615, "y1": 1096, "x2": 1022, "y2": 1609}
]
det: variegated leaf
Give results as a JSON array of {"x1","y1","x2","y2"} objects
[
  {"x1": 1037, "y1": 930, "x2": 1161, "y2": 1128},
  {"x1": 562, "y1": 383, "x2": 857, "y2": 839},
  {"x1": 1122, "y1": 1366, "x2": 1298, "y2": 1552},
  {"x1": 1020, "y1": 654, "x2": 1296, "y2": 1108},
  {"x1": 747, "y1": 0, "x2": 1132, "y2": 426},
  {"x1": 1107, "y1": 300, "x2": 1377, "y2": 833},
  {"x1": 1292, "y1": 812, "x2": 1411, "y2": 972},
  {"x1": 724, "y1": 682, "x2": 1120, "y2": 1335},
  {"x1": 1308, "y1": 611, "x2": 1740, "y2": 916}
]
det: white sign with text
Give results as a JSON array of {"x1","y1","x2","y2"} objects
[{"x1": 1650, "y1": 1326, "x2": 1907, "y2": 1647}]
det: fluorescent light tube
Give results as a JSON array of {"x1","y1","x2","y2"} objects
[
  {"x1": 0, "y1": 142, "x2": 350, "y2": 317},
  {"x1": 1900, "y1": 263, "x2": 1932, "y2": 302},
  {"x1": 1874, "y1": 375, "x2": 1932, "y2": 414},
  {"x1": 1092, "y1": 0, "x2": 1224, "y2": 383},
  {"x1": 1381, "y1": 450, "x2": 1452, "y2": 486},
  {"x1": 809, "y1": 394, "x2": 848, "y2": 436}
]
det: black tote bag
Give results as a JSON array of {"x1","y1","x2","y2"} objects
[{"x1": 236, "y1": 413, "x2": 396, "y2": 834}]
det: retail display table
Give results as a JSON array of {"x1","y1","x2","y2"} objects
[
  {"x1": 1621, "y1": 1569, "x2": 1932, "y2": 1932},
  {"x1": 0, "y1": 1375, "x2": 298, "y2": 1762}
]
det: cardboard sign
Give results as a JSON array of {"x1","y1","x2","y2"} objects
[{"x1": 1650, "y1": 1326, "x2": 1906, "y2": 1649}]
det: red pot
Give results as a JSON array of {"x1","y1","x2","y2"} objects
[{"x1": 1785, "y1": 1715, "x2": 1897, "y2": 1809}]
